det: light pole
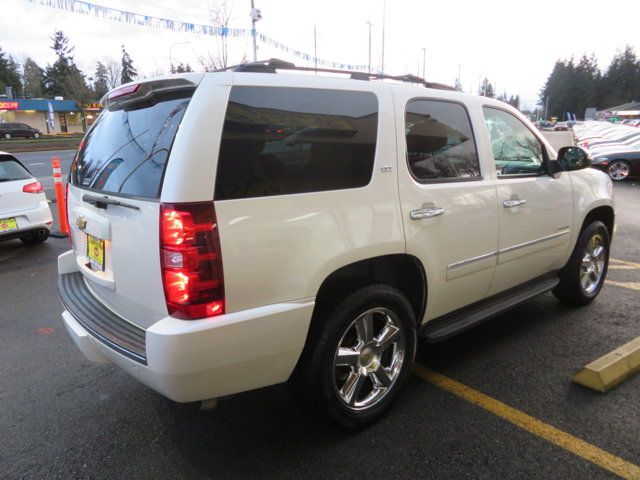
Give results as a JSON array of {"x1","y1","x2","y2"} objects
[
  {"x1": 545, "y1": 96, "x2": 550, "y2": 120},
  {"x1": 381, "y1": 0, "x2": 386, "y2": 73},
  {"x1": 365, "y1": 21, "x2": 372, "y2": 73},
  {"x1": 422, "y1": 48, "x2": 426, "y2": 79},
  {"x1": 169, "y1": 41, "x2": 189, "y2": 72},
  {"x1": 314, "y1": 24, "x2": 318, "y2": 73}
]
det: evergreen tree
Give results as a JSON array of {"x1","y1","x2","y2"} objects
[
  {"x1": 539, "y1": 46, "x2": 640, "y2": 119},
  {"x1": 44, "y1": 31, "x2": 88, "y2": 98},
  {"x1": 600, "y1": 46, "x2": 640, "y2": 107},
  {"x1": 478, "y1": 78, "x2": 495, "y2": 98},
  {"x1": 93, "y1": 61, "x2": 109, "y2": 98},
  {"x1": 22, "y1": 58, "x2": 45, "y2": 98},
  {"x1": 454, "y1": 77, "x2": 463, "y2": 92},
  {"x1": 44, "y1": 31, "x2": 74, "y2": 96},
  {"x1": 120, "y1": 45, "x2": 138, "y2": 84},
  {"x1": 0, "y1": 48, "x2": 22, "y2": 96}
]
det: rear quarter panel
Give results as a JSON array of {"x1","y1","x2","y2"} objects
[{"x1": 208, "y1": 76, "x2": 405, "y2": 313}]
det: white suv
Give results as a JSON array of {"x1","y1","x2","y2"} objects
[{"x1": 58, "y1": 61, "x2": 614, "y2": 427}]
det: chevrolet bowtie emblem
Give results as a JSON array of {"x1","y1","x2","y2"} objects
[{"x1": 76, "y1": 217, "x2": 87, "y2": 230}]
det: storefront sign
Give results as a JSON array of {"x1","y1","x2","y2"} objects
[
  {"x1": 84, "y1": 102, "x2": 103, "y2": 111},
  {"x1": 0, "y1": 101, "x2": 19, "y2": 110}
]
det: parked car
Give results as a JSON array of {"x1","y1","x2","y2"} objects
[
  {"x1": 535, "y1": 121, "x2": 553, "y2": 130},
  {"x1": 591, "y1": 150, "x2": 640, "y2": 181},
  {"x1": 57, "y1": 62, "x2": 614, "y2": 427},
  {"x1": 553, "y1": 122, "x2": 569, "y2": 131},
  {"x1": 0, "y1": 122, "x2": 42, "y2": 140},
  {"x1": 580, "y1": 129, "x2": 640, "y2": 149},
  {"x1": 587, "y1": 138, "x2": 640, "y2": 157},
  {"x1": 0, "y1": 153, "x2": 52, "y2": 244}
]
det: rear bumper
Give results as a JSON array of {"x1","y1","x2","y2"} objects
[
  {"x1": 0, "y1": 201, "x2": 52, "y2": 240},
  {"x1": 58, "y1": 255, "x2": 314, "y2": 402}
]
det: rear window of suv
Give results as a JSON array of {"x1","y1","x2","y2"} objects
[
  {"x1": 215, "y1": 86, "x2": 378, "y2": 200},
  {"x1": 70, "y1": 92, "x2": 192, "y2": 199}
]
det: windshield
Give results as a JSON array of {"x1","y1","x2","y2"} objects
[
  {"x1": 0, "y1": 158, "x2": 31, "y2": 182},
  {"x1": 70, "y1": 92, "x2": 192, "y2": 199}
]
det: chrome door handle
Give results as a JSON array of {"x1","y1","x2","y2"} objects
[
  {"x1": 410, "y1": 207, "x2": 445, "y2": 220},
  {"x1": 503, "y1": 199, "x2": 527, "y2": 208}
]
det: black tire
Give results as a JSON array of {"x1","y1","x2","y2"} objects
[
  {"x1": 290, "y1": 284, "x2": 417, "y2": 428},
  {"x1": 19, "y1": 229, "x2": 50, "y2": 245},
  {"x1": 553, "y1": 221, "x2": 610, "y2": 306},
  {"x1": 33, "y1": 132, "x2": 41, "y2": 139},
  {"x1": 3, "y1": 133, "x2": 11, "y2": 140},
  {"x1": 607, "y1": 160, "x2": 630, "y2": 181}
]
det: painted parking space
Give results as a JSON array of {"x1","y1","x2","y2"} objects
[{"x1": 412, "y1": 256, "x2": 640, "y2": 479}]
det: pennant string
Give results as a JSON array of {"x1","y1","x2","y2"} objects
[{"x1": 28, "y1": 0, "x2": 370, "y2": 71}]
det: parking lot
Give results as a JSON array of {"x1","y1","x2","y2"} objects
[{"x1": 2, "y1": 131, "x2": 639, "y2": 479}]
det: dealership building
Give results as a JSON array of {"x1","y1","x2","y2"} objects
[
  {"x1": 0, "y1": 98, "x2": 102, "y2": 134},
  {"x1": 596, "y1": 101, "x2": 640, "y2": 122}
]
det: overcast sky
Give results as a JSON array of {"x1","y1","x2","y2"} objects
[{"x1": 3, "y1": 0, "x2": 639, "y2": 109}]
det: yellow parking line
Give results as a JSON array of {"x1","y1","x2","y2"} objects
[
  {"x1": 610, "y1": 259, "x2": 640, "y2": 269},
  {"x1": 413, "y1": 365, "x2": 640, "y2": 480},
  {"x1": 606, "y1": 281, "x2": 640, "y2": 292},
  {"x1": 609, "y1": 265, "x2": 637, "y2": 270}
]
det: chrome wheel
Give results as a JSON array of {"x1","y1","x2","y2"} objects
[
  {"x1": 580, "y1": 233, "x2": 606, "y2": 295},
  {"x1": 333, "y1": 307, "x2": 406, "y2": 411},
  {"x1": 608, "y1": 161, "x2": 629, "y2": 181}
]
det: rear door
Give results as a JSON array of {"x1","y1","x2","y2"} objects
[
  {"x1": 66, "y1": 80, "x2": 198, "y2": 328},
  {"x1": 395, "y1": 94, "x2": 499, "y2": 322}
]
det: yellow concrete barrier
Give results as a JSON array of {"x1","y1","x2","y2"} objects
[{"x1": 573, "y1": 337, "x2": 640, "y2": 393}]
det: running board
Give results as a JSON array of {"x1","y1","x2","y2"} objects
[{"x1": 419, "y1": 275, "x2": 560, "y2": 343}]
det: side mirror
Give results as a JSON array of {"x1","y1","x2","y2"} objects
[{"x1": 557, "y1": 146, "x2": 591, "y2": 171}]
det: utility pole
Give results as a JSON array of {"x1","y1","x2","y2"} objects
[
  {"x1": 250, "y1": 0, "x2": 262, "y2": 62},
  {"x1": 422, "y1": 48, "x2": 426, "y2": 79},
  {"x1": 314, "y1": 24, "x2": 318, "y2": 73},
  {"x1": 381, "y1": 0, "x2": 386, "y2": 73},
  {"x1": 366, "y1": 21, "x2": 372, "y2": 73}
]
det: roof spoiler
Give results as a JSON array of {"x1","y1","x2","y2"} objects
[{"x1": 101, "y1": 77, "x2": 198, "y2": 110}]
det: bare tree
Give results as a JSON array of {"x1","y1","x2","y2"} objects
[
  {"x1": 195, "y1": 0, "x2": 237, "y2": 71},
  {"x1": 104, "y1": 57, "x2": 121, "y2": 89}
]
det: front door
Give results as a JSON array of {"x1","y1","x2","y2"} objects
[
  {"x1": 58, "y1": 113, "x2": 68, "y2": 133},
  {"x1": 482, "y1": 107, "x2": 573, "y2": 295},
  {"x1": 396, "y1": 95, "x2": 499, "y2": 323}
]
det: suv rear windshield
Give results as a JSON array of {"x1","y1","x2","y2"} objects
[
  {"x1": 0, "y1": 158, "x2": 31, "y2": 182},
  {"x1": 70, "y1": 92, "x2": 192, "y2": 199}
]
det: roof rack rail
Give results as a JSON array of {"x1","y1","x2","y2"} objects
[{"x1": 221, "y1": 58, "x2": 457, "y2": 91}]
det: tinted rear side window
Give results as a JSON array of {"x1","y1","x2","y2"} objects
[
  {"x1": 0, "y1": 159, "x2": 31, "y2": 182},
  {"x1": 405, "y1": 99, "x2": 480, "y2": 182},
  {"x1": 70, "y1": 93, "x2": 192, "y2": 199},
  {"x1": 215, "y1": 87, "x2": 378, "y2": 200}
]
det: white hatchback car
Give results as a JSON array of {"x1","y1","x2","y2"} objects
[
  {"x1": 58, "y1": 61, "x2": 614, "y2": 427},
  {"x1": 0, "y1": 153, "x2": 52, "y2": 244}
]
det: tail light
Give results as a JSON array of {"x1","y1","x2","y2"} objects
[
  {"x1": 108, "y1": 83, "x2": 140, "y2": 100},
  {"x1": 65, "y1": 183, "x2": 73, "y2": 248},
  {"x1": 160, "y1": 202, "x2": 225, "y2": 319},
  {"x1": 23, "y1": 181, "x2": 44, "y2": 193}
]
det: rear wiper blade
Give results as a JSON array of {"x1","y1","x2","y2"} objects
[{"x1": 82, "y1": 194, "x2": 140, "y2": 210}]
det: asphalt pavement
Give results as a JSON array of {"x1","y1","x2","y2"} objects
[{"x1": 2, "y1": 136, "x2": 639, "y2": 479}]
